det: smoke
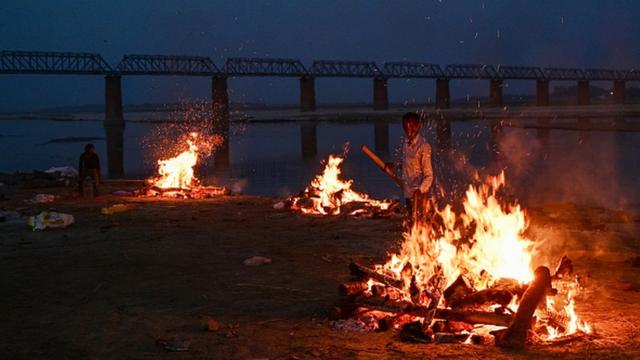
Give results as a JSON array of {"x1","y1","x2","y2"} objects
[
  {"x1": 229, "y1": 178, "x2": 248, "y2": 194},
  {"x1": 492, "y1": 121, "x2": 640, "y2": 261},
  {"x1": 495, "y1": 123, "x2": 636, "y2": 213}
]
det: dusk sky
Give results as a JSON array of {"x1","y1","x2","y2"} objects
[{"x1": 1, "y1": 0, "x2": 639, "y2": 111}]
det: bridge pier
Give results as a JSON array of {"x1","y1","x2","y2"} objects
[
  {"x1": 300, "y1": 122, "x2": 317, "y2": 160},
  {"x1": 374, "y1": 121, "x2": 389, "y2": 153},
  {"x1": 436, "y1": 78, "x2": 450, "y2": 109},
  {"x1": 373, "y1": 77, "x2": 388, "y2": 110},
  {"x1": 613, "y1": 80, "x2": 626, "y2": 104},
  {"x1": 536, "y1": 79, "x2": 549, "y2": 106},
  {"x1": 104, "y1": 75, "x2": 125, "y2": 178},
  {"x1": 212, "y1": 76, "x2": 230, "y2": 169},
  {"x1": 577, "y1": 80, "x2": 590, "y2": 105},
  {"x1": 489, "y1": 79, "x2": 503, "y2": 107},
  {"x1": 299, "y1": 76, "x2": 316, "y2": 112}
]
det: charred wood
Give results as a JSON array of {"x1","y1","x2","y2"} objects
[
  {"x1": 349, "y1": 262, "x2": 404, "y2": 289},
  {"x1": 495, "y1": 266, "x2": 552, "y2": 349},
  {"x1": 448, "y1": 288, "x2": 514, "y2": 309},
  {"x1": 352, "y1": 298, "x2": 513, "y2": 326},
  {"x1": 338, "y1": 281, "x2": 369, "y2": 297}
]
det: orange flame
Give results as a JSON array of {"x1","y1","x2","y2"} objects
[
  {"x1": 375, "y1": 172, "x2": 589, "y2": 339},
  {"x1": 292, "y1": 154, "x2": 393, "y2": 215},
  {"x1": 152, "y1": 132, "x2": 200, "y2": 189}
]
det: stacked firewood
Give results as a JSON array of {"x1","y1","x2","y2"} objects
[
  {"x1": 276, "y1": 192, "x2": 400, "y2": 217},
  {"x1": 332, "y1": 256, "x2": 575, "y2": 348},
  {"x1": 143, "y1": 185, "x2": 230, "y2": 199}
]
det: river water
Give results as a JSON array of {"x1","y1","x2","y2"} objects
[{"x1": 1, "y1": 115, "x2": 638, "y2": 213}]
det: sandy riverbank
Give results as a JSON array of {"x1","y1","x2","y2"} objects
[{"x1": 1, "y1": 181, "x2": 639, "y2": 359}]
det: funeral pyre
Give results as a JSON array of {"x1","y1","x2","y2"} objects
[
  {"x1": 333, "y1": 173, "x2": 591, "y2": 348},
  {"x1": 144, "y1": 132, "x2": 229, "y2": 198},
  {"x1": 277, "y1": 153, "x2": 398, "y2": 217}
]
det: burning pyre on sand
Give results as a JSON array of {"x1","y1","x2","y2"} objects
[
  {"x1": 333, "y1": 173, "x2": 592, "y2": 348},
  {"x1": 276, "y1": 153, "x2": 398, "y2": 217},
  {"x1": 143, "y1": 132, "x2": 229, "y2": 198}
]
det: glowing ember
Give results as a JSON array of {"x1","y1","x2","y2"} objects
[
  {"x1": 152, "y1": 132, "x2": 200, "y2": 189},
  {"x1": 370, "y1": 172, "x2": 590, "y2": 341},
  {"x1": 290, "y1": 154, "x2": 394, "y2": 216}
]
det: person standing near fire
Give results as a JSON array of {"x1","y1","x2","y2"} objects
[
  {"x1": 78, "y1": 143, "x2": 101, "y2": 197},
  {"x1": 386, "y1": 112, "x2": 434, "y2": 216}
]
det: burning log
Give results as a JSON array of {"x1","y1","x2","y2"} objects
[
  {"x1": 435, "y1": 309, "x2": 513, "y2": 327},
  {"x1": 349, "y1": 262, "x2": 404, "y2": 289},
  {"x1": 352, "y1": 297, "x2": 513, "y2": 327},
  {"x1": 443, "y1": 275, "x2": 474, "y2": 306},
  {"x1": 145, "y1": 185, "x2": 229, "y2": 198},
  {"x1": 448, "y1": 288, "x2": 514, "y2": 309},
  {"x1": 284, "y1": 153, "x2": 397, "y2": 216},
  {"x1": 339, "y1": 281, "x2": 370, "y2": 297},
  {"x1": 490, "y1": 278, "x2": 529, "y2": 297},
  {"x1": 495, "y1": 266, "x2": 552, "y2": 349}
]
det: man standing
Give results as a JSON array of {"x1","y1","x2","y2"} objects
[
  {"x1": 388, "y1": 112, "x2": 434, "y2": 215},
  {"x1": 79, "y1": 143, "x2": 101, "y2": 196}
]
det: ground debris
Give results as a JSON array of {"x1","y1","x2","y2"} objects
[
  {"x1": 243, "y1": 256, "x2": 272, "y2": 266},
  {"x1": 156, "y1": 337, "x2": 191, "y2": 352}
]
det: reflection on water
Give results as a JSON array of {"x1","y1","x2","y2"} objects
[{"x1": 0, "y1": 116, "x2": 638, "y2": 212}]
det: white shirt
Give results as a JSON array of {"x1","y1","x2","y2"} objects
[{"x1": 402, "y1": 134, "x2": 434, "y2": 198}]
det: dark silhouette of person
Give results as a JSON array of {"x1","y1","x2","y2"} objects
[{"x1": 79, "y1": 143, "x2": 101, "y2": 195}]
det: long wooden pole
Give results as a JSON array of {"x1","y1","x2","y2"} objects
[{"x1": 361, "y1": 145, "x2": 403, "y2": 188}]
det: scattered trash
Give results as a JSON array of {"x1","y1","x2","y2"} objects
[
  {"x1": 27, "y1": 211, "x2": 75, "y2": 231},
  {"x1": 25, "y1": 193, "x2": 56, "y2": 204},
  {"x1": 101, "y1": 203, "x2": 134, "y2": 215},
  {"x1": 243, "y1": 256, "x2": 272, "y2": 266},
  {"x1": 156, "y1": 338, "x2": 191, "y2": 352},
  {"x1": 44, "y1": 166, "x2": 78, "y2": 178},
  {"x1": 112, "y1": 190, "x2": 134, "y2": 197}
]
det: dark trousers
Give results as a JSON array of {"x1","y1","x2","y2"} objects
[
  {"x1": 79, "y1": 171, "x2": 98, "y2": 196},
  {"x1": 406, "y1": 193, "x2": 433, "y2": 224}
]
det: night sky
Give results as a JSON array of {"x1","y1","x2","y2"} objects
[{"x1": 1, "y1": 0, "x2": 639, "y2": 111}]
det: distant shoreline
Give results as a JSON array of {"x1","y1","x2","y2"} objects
[{"x1": 1, "y1": 103, "x2": 640, "y2": 125}]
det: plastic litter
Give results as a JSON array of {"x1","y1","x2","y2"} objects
[
  {"x1": 112, "y1": 190, "x2": 134, "y2": 197},
  {"x1": 243, "y1": 256, "x2": 272, "y2": 266},
  {"x1": 27, "y1": 211, "x2": 75, "y2": 231},
  {"x1": 25, "y1": 194, "x2": 56, "y2": 204},
  {"x1": 156, "y1": 338, "x2": 191, "y2": 352},
  {"x1": 44, "y1": 166, "x2": 78, "y2": 178},
  {"x1": 101, "y1": 204, "x2": 134, "y2": 215}
]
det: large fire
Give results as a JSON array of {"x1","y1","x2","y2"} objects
[
  {"x1": 152, "y1": 132, "x2": 200, "y2": 189},
  {"x1": 359, "y1": 172, "x2": 591, "y2": 342},
  {"x1": 290, "y1": 154, "x2": 395, "y2": 216},
  {"x1": 146, "y1": 132, "x2": 228, "y2": 198}
]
